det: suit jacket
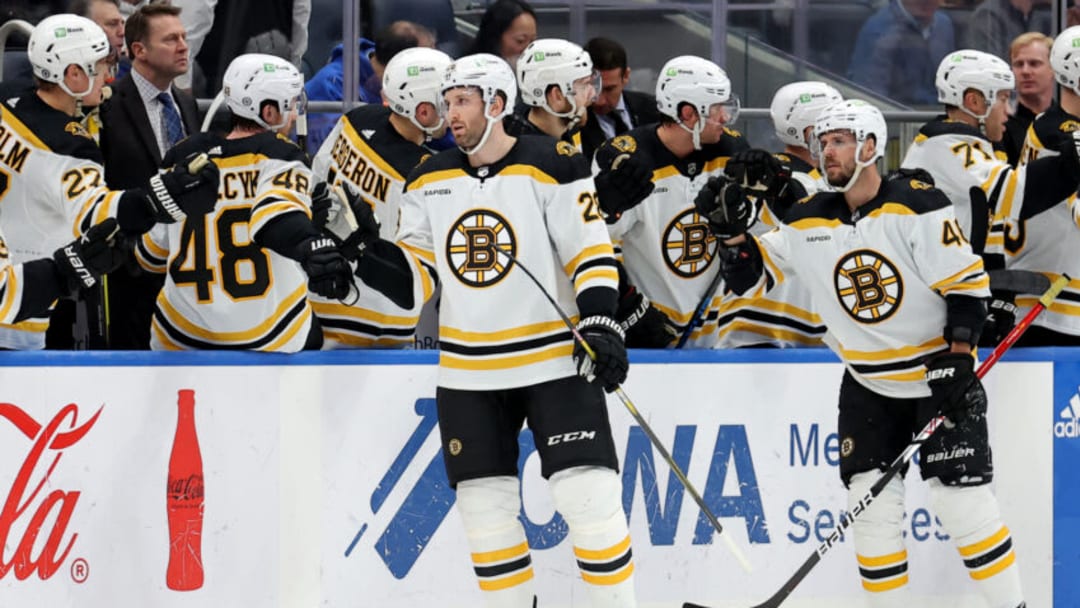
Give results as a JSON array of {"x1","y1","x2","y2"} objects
[
  {"x1": 581, "y1": 89, "x2": 661, "y2": 161},
  {"x1": 96, "y1": 73, "x2": 200, "y2": 349}
]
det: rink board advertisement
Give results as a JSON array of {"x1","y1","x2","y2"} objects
[{"x1": 0, "y1": 349, "x2": 1069, "y2": 607}]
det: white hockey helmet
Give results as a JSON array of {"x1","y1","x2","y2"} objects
[
  {"x1": 28, "y1": 14, "x2": 110, "y2": 99},
  {"x1": 440, "y1": 53, "x2": 518, "y2": 155},
  {"x1": 516, "y1": 38, "x2": 598, "y2": 119},
  {"x1": 222, "y1": 53, "x2": 304, "y2": 131},
  {"x1": 813, "y1": 99, "x2": 887, "y2": 193},
  {"x1": 655, "y1": 55, "x2": 739, "y2": 150},
  {"x1": 935, "y1": 49, "x2": 1015, "y2": 121},
  {"x1": 1050, "y1": 26, "x2": 1080, "y2": 95},
  {"x1": 383, "y1": 47, "x2": 454, "y2": 137},
  {"x1": 770, "y1": 81, "x2": 843, "y2": 149}
]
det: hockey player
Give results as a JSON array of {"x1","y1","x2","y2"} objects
[
  {"x1": 358, "y1": 53, "x2": 637, "y2": 607},
  {"x1": 713, "y1": 81, "x2": 841, "y2": 348},
  {"x1": 1003, "y1": 26, "x2": 1080, "y2": 346},
  {"x1": 133, "y1": 53, "x2": 353, "y2": 351},
  {"x1": 901, "y1": 49, "x2": 1080, "y2": 346},
  {"x1": 697, "y1": 99, "x2": 1025, "y2": 608},
  {"x1": 0, "y1": 14, "x2": 219, "y2": 350},
  {"x1": 592, "y1": 55, "x2": 747, "y2": 348},
  {"x1": 310, "y1": 46, "x2": 453, "y2": 348},
  {"x1": 507, "y1": 38, "x2": 598, "y2": 148}
]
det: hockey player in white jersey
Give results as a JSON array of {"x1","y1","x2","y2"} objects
[
  {"x1": 901, "y1": 49, "x2": 1080, "y2": 346},
  {"x1": 711, "y1": 81, "x2": 841, "y2": 348},
  {"x1": 355, "y1": 53, "x2": 638, "y2": 608},
  {"x1": 0, "y1": 14, "x2": 219, "y2": 350},
  {"x1": 310, "y1": 47, "x2": 452, "y2": 348},
  {"x1": 507, "y1": 38, "x2": 598, "y2": 148},
  {"x1": 1004, "y1": 26, "x2": 1080, "y2": 346},
  {"x1": 698, "y1": 99, "x2": 1025, "y2": 608},
  {"x1": 592, "y1": 55, "x2": 748, "y2": 348},
  {"x1": 133, "y1": 53, "x2": 353, "y2": 351}
]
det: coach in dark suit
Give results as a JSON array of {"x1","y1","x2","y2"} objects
[
  {"x1": 580, "y1": 37, "x2": 662, "y2": 161},
  {"x1": 99, "y1": 3, "x2": 198, "y2": 349}
]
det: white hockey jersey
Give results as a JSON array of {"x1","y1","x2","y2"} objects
[
  {"x1": 602, "y1": 125, "x2": 750, "y2": 348},
  {"x1": 396, "y1": 136, "x2": 619, "y2": 390},
  {"x1": 749, "y1": 177, "x2": 989, "y2": 398},
  {"x1": 0, "y1": 94, "x2": 122, "y2": 348},
  {"x1": 715, "y1": 153, "x2": 827, "y2": 348},
  {"x1": 133, "y1": 132, "x2": 315, "y2": 352},
  {"x1": 310, "y1": 104, "x2": 435, "y2": 348},
  {"x1": 1009, "y1": 104, "x2": 1080, "y2": 335},
  {"x1": 0, "y1": 230, "x2": 44, "y2": 327}
]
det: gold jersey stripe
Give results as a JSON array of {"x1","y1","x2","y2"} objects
[
  {"x1": 477, "y1": 568, "x2": 534, "y2": 591},
  {"x1": 472, "y1": 542, "x2": 530, "y2": 564},
  {"x1": 958, "y1": 526, "x2": 1010, "y2": 558},
  {"x1": 157, "y1": 283, "x2": 308, "y2": 342},
  {"x1": 573, "y1": 536, "x2": 631, "y2": 561},
  {"x1": 857, "y1": 550, "x2": 908, "y2": 568},
  {"x1": 581, "y1": 562, "x2": 634, "y2": 586},
  {"x1": 440, "y1": 343, "x2": 573, "y2": 370}
]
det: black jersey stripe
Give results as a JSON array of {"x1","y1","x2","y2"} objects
[
  {"x1": 963, "y1": 538, "x2": 1012, "y2": 570},
  {"x1": 849, "y1": 349, "x2": 947, "y2": 375},
  {"x1": 859, "y1": 562, "x2": 908, "y2": 581},
  {"x1": 716, "y1": 309, "x2": 826, "y2": 336},
  {"x1": 439, "y1": 330, "x2": 574, "y2": 356},
  {"x1": 318, "y1": 317, "x2": 415, "y2": 337},
  {"x1": 474, "y1": 555, "x2": 533, "y2": 579},
  {"x1": 572, "y1": 257, "x2": 618, "y2": 281},
  {"x1": 577, "y1": 549, "x2": 633, "y2": 573},
  {"x1": 154, "y1": 297, "x2": 308, "y2": 350}
]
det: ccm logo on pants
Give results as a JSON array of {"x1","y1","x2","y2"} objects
[{"x1": 548, "y1": 431, "x2": 597, "y2": 446}]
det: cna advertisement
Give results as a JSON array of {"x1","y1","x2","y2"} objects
[{"x1": 0, "y1": 350, "x2": 1067, "y2": 608}]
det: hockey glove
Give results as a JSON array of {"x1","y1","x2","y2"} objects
[
  {"x1": 53, "y1": 218, "x2": 126, "y2": 294},
  {"x1": 694, "y1": 175, "x2": 754, "y2": 241},
  {"x1": 978, "y1": 293, "x2": 1017, "y2": 348},
  {"x1": 725, "y1": 149, "x2": 791, "y2": 198},
  {"x1": 335, "y1": 183, "x2": 382, "y2": 261},
  {"x1": 887, "y1": 167, "x2": 936, "y2": 187},
  {"x1": 594, "y1": 151, "x2": 654, "y2": 222},
  {"x1": 925, "y1": 352, "x2": 987, "y2": 427},
  {"x1": 1059, "y1": 129, "x2": 1080, "y2": 169},
  {"x1": 573, "y1": 315, "x2": 629, "y2": 392},
  {"x1": 616, "y1": 286, "x2": 676, "y2": 348},
  {"x1": 310, "y1": 182, "x2": 335, "y2": 230},
  {"x1": 146, "y1": 153, "x2": 220, "y2": 223},
  {"x1": 300, "y1": 236, "x2": 354, "y2": 300}
]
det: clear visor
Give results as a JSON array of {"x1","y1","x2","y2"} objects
[
  {"x1": 439, "y1": 86, "x2": 483, "y2": 119},
  {"x1": 810, "y1": 129, "x2": 857, "y2": 160},
  {"x1": 706, "y1": 95, "x2": 740, "y2": 126},
  {"x1": 571, "y1": 70, "x2": 601, "y2": 104}
]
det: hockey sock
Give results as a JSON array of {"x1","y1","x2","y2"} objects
[
  {"x1": 549, "y1": 466, "x2": 637, "y2": 608},
  {"x1": 456, "y1": 476, "x2": 536, "y2": 608},
  {"x1": 928, "y1": 479, "x2": 1024, "y2": 608},
  {"x1": 848, "y1": 472, "x2": 910, "y2": 607}
]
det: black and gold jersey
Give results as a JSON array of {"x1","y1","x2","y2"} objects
[{"x1": 397, "y1": 136, "x2": 618, "y2": 389}]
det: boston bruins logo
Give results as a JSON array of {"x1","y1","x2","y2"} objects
[
  {"x1": 446, "y1": 209, "x2": 516, "y2": 287},
  {"x1": 662, "y1": 208, "x2": 716, "y2": 278},
  {"x1": 834, "y1": 249, "x2": 903, "y2": 323}
]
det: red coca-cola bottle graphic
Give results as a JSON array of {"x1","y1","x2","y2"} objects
[{"x1": 166, "y1": 389, "x2": 204, "y2": 591}]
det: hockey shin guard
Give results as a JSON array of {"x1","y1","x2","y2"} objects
[
  {"x1": 456, "y1": 476, "x2": 537, "y2": 608},
  {"x1": 928, "y1": 479, "x2": 1024, "y2": 608},
  {"x1": 549, "y1": 466, "x2": 637, "y2": 608},
  {"x1": 848, "y1": 471, "x2": 910, "y2": 606}
]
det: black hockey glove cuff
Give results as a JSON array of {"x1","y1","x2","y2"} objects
[
  {"x1": 52, "y1": 218, "x2": 125, "y2": 294},
  {"x1": 299, "y1": 236, "x2": 355, "y2": 300},
  {"x1": 944, "y1": 295, "x2": 987, "y2": 347},
  {"x1": 616, "y1": 287, "x2": 675, "y2": 348},
  {"x1": 719, "y1": 238, "x2": 763, "y2": 296},
  {"x1": 978, "y1": 293, "x2": 1017, "y2": 348},
  {"x1": 925, "y1": 352, "x2": 987, "y2": 426},
  {"x1": 694, "y1": 175, "x2": 754, "y2": 241},
  {"x1": 573, "y1": 315, "x2": 628, "y2": 392}
]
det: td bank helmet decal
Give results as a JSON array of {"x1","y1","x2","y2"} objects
[
  {"x1": 446, "y1": 209, "x2": 517, "y2": 287},
  {"x1": 663, "y1": 208, "x2": 716, "y2": 278},
  {"x1": 833, "y1": 249, "x2": 903, "y2": 323}
]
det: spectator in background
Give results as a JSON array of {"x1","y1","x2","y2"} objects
[
  {"x1": 96, "y1": 2, "x2": 199, "y2": 349},
  {"x1": 304, "y1": 21, "x2": 435, "y2": 154},
  {"x1": 468, "y1": 0, "x2": 536, "y2": 66},
  {"x1": 848, "y1": 0, "x2": 955, "y2": 106},
  {"x1": 580, "y1": 37, "x2": 661, "y2": 160},
  {"x1": 172, "y1": 0, "x2": 310, "y2": 96},
  {"x1": 1001, "y1": 32, "x2": 1055, "y2": 165},
  {"x1": 965, "y1": 0, "x2": 1052, "y2": 62},
  {"x1": 70, "y1": 0, "x2": 130, "y2": 81}
]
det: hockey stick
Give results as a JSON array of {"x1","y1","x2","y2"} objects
[
  {"x1": 493, "y1": 245, "x2": 754, "y2": 574},
  {"x1": 683, "y1": 273, "x2": 1070, "y2": 608},
  {"x1": 676, "y1": 267, "x2": 724, "y2": 349}
]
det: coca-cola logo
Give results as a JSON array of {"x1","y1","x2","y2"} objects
[
  {"x1": 167, "y1": 474, "x2": 204, "y2": 502},
  {"x1": 0, "y1": 402, "x2": 102, "y2": 581}
]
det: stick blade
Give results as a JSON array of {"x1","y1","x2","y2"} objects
[{"x1": 988, "y1": 269, "x2": 1052, "y2": 296}]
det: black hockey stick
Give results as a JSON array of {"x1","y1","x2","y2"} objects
[
  {"x1": 676, "y1": 266, "x2": 724, "y2": 349},
  {"x1": 987, "y1": 269, "x2": 1051, "y2": 296},
  {"x1": 494, "y1": 245, "x2": 753, "y2": 573},
  {"x1": 683, "y1": 273, "x2": 1070, "y2": 608}
]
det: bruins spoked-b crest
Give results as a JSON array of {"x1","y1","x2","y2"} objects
[
  {"x1": 662, "y1": 208, "x2": 716, "y2": 278},
  {"x1": 446, "y1": 209, "x2": 517, "y2": 287},
  {"x1": 833, "y1": 249, "x2": 903, "y2": 323}
]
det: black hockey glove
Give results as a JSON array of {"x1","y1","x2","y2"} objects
[
  {"x1": 925, "y1": 352, "x2": 987, "y2": 427},
  {"x1": 299, "y1": 236, "x2": 354, "y2": 300},
  {"x1": 573, "y1": 315, "x2": 629, "y2": 392},
  {"x1": 978, "y1": 293, "x2": 1018, "y2": 348},
  {"x1": 146, "y1": 153, "x2": 220, "y2": 223},
  {"x1": 594, "y1": 151, "x2": 654, "y2": 223},
  {"x1": 616, "y1": 286, "x2": 676, "y2": 348},
  {"x1": 887, "y1": 167, "x2": 936, "y2": 187},
  {"x1": 725, "y1": 149, "x2": 791, "y2": 198},
  {"x1": 310, "y1": 182, "x2": 334, "y2": 230},
  {"x1": 52, "y1": 218, "x2": 126, "y2": 294},
  {"x1": 1057, "y1": 129, "x2": 1080, "y2": 169},
  {"x1": 694, "y1": 175, "x2": 754, "y2": 241},
  {"x1": 335, "y1": 183, "x2": 381, "y2": 261}
]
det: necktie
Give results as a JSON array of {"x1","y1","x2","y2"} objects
[
  {"x1": 612, "y1": 110, "x2": 630, "y2": 135},
  {"x1": 158, "y1": 91, "x2": 185, "y2": 148}
]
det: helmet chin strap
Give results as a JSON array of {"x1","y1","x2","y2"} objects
[
  {"x1": 676, "y1": 120, "x2": 704, "y2": 150},
  {"x1": 460, "y1": 101, "x2": 499, "y2": 156},
  {"x1": 830, "y1": 146, "x2": 876, "y2": 194}
]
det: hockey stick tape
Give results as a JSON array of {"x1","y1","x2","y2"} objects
[
  {"x1": 187, "y1": 153, "x2": 210, "y2": 174},
  {"x1": 333, "y1": 184, "x2": 360, "y2": 233},
  {"x1": 611, "y1": 153, "x2": 630, "y2": 170}
]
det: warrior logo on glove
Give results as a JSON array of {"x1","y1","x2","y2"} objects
[{"x1": 446, "y1": 209, "x2": 517, "y2": 287}]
